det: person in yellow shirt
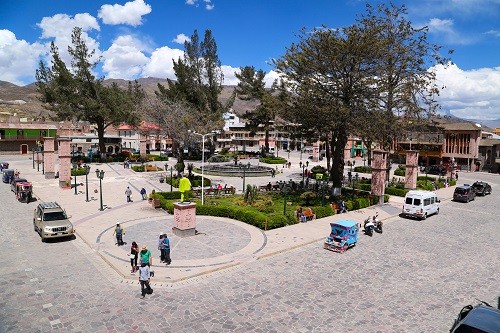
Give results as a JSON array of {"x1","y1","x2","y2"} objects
[{"x1": 179, "y1": 175, "x2": 192, "y2": 202}]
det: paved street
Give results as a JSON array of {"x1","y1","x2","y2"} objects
[{"x1": 0, "y1": 153, "x2": 499, "y2": 332}]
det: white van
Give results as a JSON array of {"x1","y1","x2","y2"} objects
[{"x1": 402, "y1": 190, "x2": 440, "y2": 220}]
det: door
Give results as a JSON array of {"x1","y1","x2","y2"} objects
[{"x1": 21, "y1": 144, "x2": 28, "y2": 154}]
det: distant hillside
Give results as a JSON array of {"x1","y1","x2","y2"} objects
[{"x1": 0, "y1": 78, "x2": 255, "y2": 122}]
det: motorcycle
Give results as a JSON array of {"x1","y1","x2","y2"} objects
[
  {"x1": 363, "y1": 217, "x2": 374, "y2": 237},
  {"x1": 364, "y1": 213, "x2": 383, "y2": 236},
  {"x1": 372, "y1": 213, "x2": 383, "y2": 234}
]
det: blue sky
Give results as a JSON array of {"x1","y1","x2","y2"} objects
[{"x1": 1, "y1": 0, "x2": 500, "y2": 125}]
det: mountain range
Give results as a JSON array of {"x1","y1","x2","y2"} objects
[{"x1": 1, "y1": 78, "x2": 498, "y2": 130}]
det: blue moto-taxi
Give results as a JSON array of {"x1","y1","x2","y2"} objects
[{"x1": 324, "y1": 219, "x2": 359, "y2": 253}]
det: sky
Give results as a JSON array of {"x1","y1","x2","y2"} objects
[{"x1": 1, "y1": 0, "x2": 500, "y2": 126}]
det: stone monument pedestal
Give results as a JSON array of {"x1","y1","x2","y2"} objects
[{"x1": 173, "y1": 202, "x2": 197, "y2": 237}]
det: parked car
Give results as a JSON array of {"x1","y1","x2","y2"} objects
[
  {"x1": 472, "y1": 181, "x2": 492, "y2": 196},
  {"x1": 450, "y1": 302, "x2": 500, "y2": 333},
  {"x1": 33, "y1": 202, "x2": 74, "y2": 242},
  {"x1": 453, "y1": 185, "x2": 476, "y2": 203},
  {"x1": 10, "y1": 178, "x2": 28, "y2": 192},
  {"x1": 402, "y1": 190, "x2": 440, "y2": 220},
  {"x1": 2, "y1": 169, "x2": 14, "y2": 183}
]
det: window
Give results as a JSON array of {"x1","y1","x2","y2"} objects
[
  {"x1": 405, "y1": 197, "x2": 413, "y2": 204},
  {"x1": 424, "y1": 198, "x2": 431, "y2": 206},
  {"x1": 413, "y1": 198, "x2": 421, "y2": 206}
]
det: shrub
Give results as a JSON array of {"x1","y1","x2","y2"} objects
[
  {"x1": 300, "y1": 191, "x2": 317, "y2": 205},
  {"x1": 131, "y1": 165, "x2": 145, "y2": 172},
  {"x1": 394, "y1": 168, "x2": 405, "y2": 176},
  {"x1": 260, "y1": 156, "x2": 288, "y2": 164},
  {"x1": 312, "y1": 205, "x2": 334, "y2": 219},
  {"x1": 354, "y1": 166, "x2": 372, "y2": 173},
  {"x1": 384, "y1": 187, "x2": 409, "y2": 197},
  {"x1": 208, "y1": 155, "x2": 231, "y2": 163},
  {"x1": 358, "y1": 183, "x2": 371, "y2": 191},
  {"x1": 71, "y1": 168, "x2": 89, "y2": 176}
]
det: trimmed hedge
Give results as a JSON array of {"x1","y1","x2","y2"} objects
[
  {"x1": 259, "y1": 156, "x2": 288, "y2": 164},
  {"x1": 354, "y1": 166, "x2": 372, "y2": 173},
  {"x1": 71, "y1": 168, "x2": 89, "y2": 176},
  {"x1": 384, "y1": 187, "x2": 409, "y2": 196}
]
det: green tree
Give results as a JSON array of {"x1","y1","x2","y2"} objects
[
  {"x1": 356, "y1": 3, "x2": 451, "y2": 150},
  {"x1": 155, "y1": 29, "x2": 232, "y2": 160},
  {"x1": 36, "y1": 27, "x2": 144, "y2": 154},
  {"x1": 235, "y1": 66, "x2": 279, "y2": 154}
]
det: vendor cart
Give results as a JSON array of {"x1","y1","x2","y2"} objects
[{"x1": 324, "y1": 220, "x2": 359, "y2": 253}]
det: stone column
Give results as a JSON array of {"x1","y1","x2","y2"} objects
[
  {"x1": 173, "y1": 202, "x2": 197, "y2": 237},
  {"x1": 58, "y1": 138, "x2": 71, "y2": 188},
  {"x1": 371, "y1": 150, "x2": 388, "y2": 205},
  {"x1": 43, "y1": 137, "x2": 55, "y2": 179},
  {"x1": 405, "y1": 150, "x2": 419, "y2": 190},
  {"x1": 312, "y1": 141, "x2": 320, "y2": 162},
  {"x1": 140, "y1": 139, "x2": 147, "y2": 158}
]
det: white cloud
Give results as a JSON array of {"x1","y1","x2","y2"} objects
[
  {"x1": 185, "y1": 0, "x2": 196, "y2": 5},
  {"x1": 172, "y1": 34, "x2": 191, "y2": 44},
  {"x1": 142, "y1": 46, "x2": 184, "y2": 79},
  {"x1": 38, "y1": 13, "x2": 100, "y2": 38},
  {"x1": 37, "y1": 13, "x2": 101, "y2": 67},
  {"x1": 98, "y1": 0, "x2": 152, "y2": 26},
  {"x1": 221, "y1": 65, "x2": 239, "y2": 86},
  {"x1": 425, "y1": 18, "x2": 473, "y2": 45},
  {"x1": 0, "y1": 30, "x2": 46, "y2": 85},
  {"x1": 102, "y1": 35, "x2": 149, "y2": 79},
  {"x1": 264, "y1": 70, "x2": 280, "y2": 88},
  {"x1": 204, "y1": 0, "x2": 214, "y2": 10},
  {"x1": 485, "y1": 29, "x2": 500, "y2": 37},
  {"x1": 432, "y1": 63, "x2": 500, "y2": 120}
]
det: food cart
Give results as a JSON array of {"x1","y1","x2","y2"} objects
[{"x1": 324, "y1": 219, "x2": 359, "y2": 253}]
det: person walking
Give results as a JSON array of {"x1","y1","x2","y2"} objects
[
  {"x1": 140, "y1": 188, "x2": 147, "y2": 200},
  {"x1": 129, "y1": 241, "x2": 139, "y2": 273},
  {"x1": 113, "y1": 223, "x2": 125, "y2": 246},
  {"x1": 157, "y1": 234, "x2": 165, "y2": 263},
  {"x1": 140, "y1": 245, "x2": 152, "y2": 266},
  {"x1": 138, "y1": 263, "x2": 152, "y2": 298},
  {"x1": 125, "y1": 186, "x2": 133, "y2": 202},
  {"x1": 162, "y1": 233, "x2": 171, "y2": 265}
]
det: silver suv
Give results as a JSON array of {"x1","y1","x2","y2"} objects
[{"x1": 33, "y1": 202, "x2": 74, "y2": 242}]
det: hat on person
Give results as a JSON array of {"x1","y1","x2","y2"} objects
[
  {"x1": 142, "y1": 245, "x2": 147, "y2": 250},
  {"x1": 116, "y1": 223, "x2": 120, "y2": 225}
]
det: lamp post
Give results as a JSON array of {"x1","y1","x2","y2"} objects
[
  {"x1": 74, "y1": 168, "x2": 78, "y2": 195},
  {"x1": 188, "y1": 130, "x2": 217, "y2": 205},
  {"x1": 41, "y1": 150, "x2": 45, "y2": 175},
  {"x1": 239, "y1": 162, "x2": 251, "y2": 192},
  {"x1": 95, "y1": 168, "x2": 105, "y2": 211},
  {"x1": 302, "y1": 164, "x2": 306, "y2": 188},
  {"x1": 32, "y1": 147, "x2": 36, "y2": 169},
  {"x1": 84, "y1": 165, "x2": 91, "y2": 202}
]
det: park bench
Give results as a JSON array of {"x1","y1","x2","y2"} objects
[{"x1": 303, "y1": 208, "x2": 316, "y2": 221}]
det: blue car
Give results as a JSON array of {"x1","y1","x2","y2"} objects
[{"x1": 324, "y1": 219, "x2": 359, "y2": 253}]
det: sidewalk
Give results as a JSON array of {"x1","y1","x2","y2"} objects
[{"x1": 11, "y1": 154, "x2": 457, "y2": 285}]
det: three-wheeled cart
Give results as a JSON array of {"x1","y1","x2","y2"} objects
[{"x1": 324, "y1": 219, "x2": 359, "y2": 253}]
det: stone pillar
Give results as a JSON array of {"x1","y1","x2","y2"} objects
[
  {"x1": 140, "y1": 139, "x2": 147, "y2": 158},
  {"x1": 312, "y1": 141, "x2": 320, "y2": 162},
  {"x1": 58, "y1": 138, "x2": 71, "y2": 188},
  {"x1": 405, "y1": 151, "x2": 419, "y2": 190},
  {"x1": 173, "y1": 202, "x2": 197, "y2": 237},
  {"x1": 371, "y1": 150, "x2": 388, "y2": 205},
  {"x1": 43, "y1": 137, "x2": 55, "y2": 179}
]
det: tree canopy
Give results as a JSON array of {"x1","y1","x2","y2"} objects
[
  {"x1": 275, "y1": 3, "x2": 450, "y2": 186},
  {"x1": 36, "y1": 27, "x2": 144, "y2": 154}
]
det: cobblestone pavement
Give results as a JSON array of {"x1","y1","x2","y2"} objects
[{"x1": 0, "y1": 154, "x2": 499, "y2": 332}]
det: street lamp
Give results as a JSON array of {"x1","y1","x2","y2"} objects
[
  {"x1": 74, "y1": 168, "x2": 78, "y2": 195},
  {"x1": 32, "y1": 147, "x2": 36, "y2": 169},
  {"x1": 239, "y1": 162, "x2": 251, "y2": 192},
  {"x1": 188, "y1": 130, "x2": 218, "y2": 205},
  {"x1": 279, "y1": 180, "x2": 294, "y2": 215},
  {"x1": 84, "y1": 165, "x2": 91, "y2": 202},
  {"x1": 302, "y1": 163, "x2": 306, "y2": 188},
  {"x1": 95, "y1": 168, "x2": 105, "y2": 211}
]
